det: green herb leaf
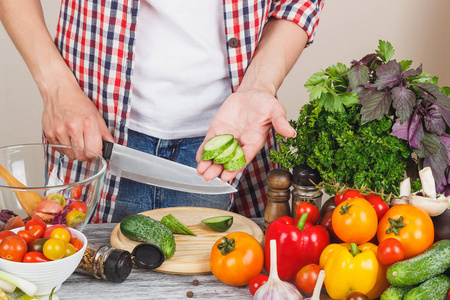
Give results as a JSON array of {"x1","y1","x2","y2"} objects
[{"x1": 376, "y1": 40, "x2": 395, "y2": 62}]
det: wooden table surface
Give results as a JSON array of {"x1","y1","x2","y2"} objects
[{"x1": 57, "y1": 220, "x2": 333, "y2": 300}]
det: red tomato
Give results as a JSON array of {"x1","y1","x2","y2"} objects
[
  {"x1": 23, "y1": 251, "x2": 51, "y2": 263},
  {"x1": 0, "y1": 230, "x2": 16, "y2": 244},
  {"x1": 70, "y1": 237, "x2": 84, "y2": 252},
  {"x1": 334, "y1": 193, "x2": 344, "y2": 206},
  {"x1": 68, "y1": 200, "x2": 88, "y2": 214},
  {"x1": 377, "y1": 238, "x2": 405, "y2": 266},
  {"x1": 338, "y1": 189, "x2": 363, "y2": 205},
  {"x1": 70, "y1": 186, "x2": 83, "y2": 200},
  {"x1": 29, "y1": 225, "x2": 44, "y2": 238},
  {"x1": 17, "y1": 230, "x2": 37, "y2": 244},
  {"x1": 25, "y1": 219, "x2": 47, "y2": 232},
  {"x1": 2, "y1": 216, "x2": 24, "y2": 231},
  {"x1": 295, "y1": 263, "x2": 321, "y2": 294},
  {"x1": 44, "y1": 225, "x2": 73, "y2": 240},
  {"x1": 0, "y1": 236, "x2": 28, "y2": 262},
  {"x1": 248, "y1": 274, "x2": 269, "y2": 296},
  {"x1": 367, "y1": 196, "x2": 389, "y2": 221},
  {"x1": 296, "y1": 202, "x2": 320, "y2": 224},
  {"x1": 364, "y1": 193, "x2": 378, "y2": 200}
]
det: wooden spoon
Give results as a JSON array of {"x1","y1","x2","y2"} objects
[{"x1": 0, "y1": 163, "x2": 43, "y2": 217}]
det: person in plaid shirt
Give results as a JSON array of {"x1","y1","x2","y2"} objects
[{"x1": 0, "y1": 0, "x2": 324, "y2": 222}]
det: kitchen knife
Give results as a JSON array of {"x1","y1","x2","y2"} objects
[{"x1": 102, "y1": 141, "x2": 237, "y2": 194}]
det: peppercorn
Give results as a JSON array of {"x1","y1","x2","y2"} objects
[
  {"x1": 192, "y1": 279, "x2": 199, "y2": 286},
  {"x1": 186, "y1": 291, "x2": 194, "y2": 298}
]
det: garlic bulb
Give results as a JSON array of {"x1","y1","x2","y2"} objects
[{"x1": 253, "y1": 239, "x2": 303, "y2": 300}]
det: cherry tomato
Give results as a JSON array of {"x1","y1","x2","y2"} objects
[
  {"x1": 68, "y1": 200, "x2": 88, "y2": 214},
  {"x1": 70, "y1": 237, "x2": 84, "y2": 252},
  {"x1": 346, "y1": 292, "x2": 369, "y2": 300},
  {"x1": 66, "y1": 210, "x2": 86, "y2": 228},
  {"x1": 70, "y1": 186, "x2": 83, "y2": 200},
  {"x1": 50, "y1": 228, "x2": 71, "y2": 243},
  {"x1": 295, "y1": 263, "x2": 321, "y2": 294},
  {"x1": 334, "y1": 193, "x2": 344, "y2": 206},
  {"x1": 25, "y1": 219, "x2": 47, "y2": 232},
  {"x1": 338, "y1": 189, "x2": 363, "y2": 205},
  {"x1": 43, "y1": 238, "x2": 66, "y2": 260},
  {"x1": 377, "y1": 238, "x2": 405, "y2": 266},
  {"x1": 23, "y1": 251, "x2": 51, "y2": 263},
  {"x1": 29, "y1": 225, "x2": 44, "y2": 238},
  {"x1": 17, "y1": 230, "x2": 37, "y2": 244},
  {"x1": 28, "y1": 238, "x2": 49, "y2": 253},
  {"x1": 64, "y1": 242, "x2": 77, "y2": 257},
  {"x1": 296, "y1": 202, "x2": 320, "y2": 224},
  {"x1": 0, "y1": 230, "x2": 16, "y2": 244},
  {"x1": 44, "y1": 225, "x2": 73, "y2": 240},
  {"x1": 366, "y1": 195, "x2": 389, "y2": 221},
  {"x1": 248, "y1": 274, "x2": 269, "y2": 296},
  {"x1": 46, "y1": 193, "x2": 66, "y2": 207},
  {"x1": 0, "y1": 236, "x2": 28, "y2": 262}
]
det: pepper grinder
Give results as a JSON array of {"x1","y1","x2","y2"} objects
[
  {"x1": 264, "y1": 169, "x2": 292, "y2": 230},
  {"x1": 291, "y1": 164, "x2": 323, "y2": 216}
]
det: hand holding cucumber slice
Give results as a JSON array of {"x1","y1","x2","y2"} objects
[{"x1": 201, "y1": 134, "x2": 246, "y2": 171}]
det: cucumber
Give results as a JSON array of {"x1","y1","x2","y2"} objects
[
  {"x1": 223, "y1": 144, "x2": 246, "y2": 171},
  {"x1": 120, "y1": 214, "x2": 176, "y2": 259},
  {"x1": 404, "y1": 274, "x2": 450, "y2": 300},
  {"x1": 201, "y1": 215, "x2": 233, "y2": 232},
  {"x1": 380, "y1": 285, "x2": 413, "y2": 300},
  {"x1": 213, "y1": 139, "x2": 238, "y2": 164},
  {"x1": 200, "y1": 134, "x2": 234, "y2": 160},
  {"x1": 161, "y1": 214, "x2": 196, "y2": 236},
  {"x1": 387, "y1": 240, "x2": 450, "y2": 287}
]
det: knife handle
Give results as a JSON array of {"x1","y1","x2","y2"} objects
[{"x1": 102, "y1": 140, "x2": 114, "y2": 160}]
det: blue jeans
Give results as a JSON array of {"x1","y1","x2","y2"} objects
[{"x1": 111, "y1": 130, "x2": 231, "y2": 222}]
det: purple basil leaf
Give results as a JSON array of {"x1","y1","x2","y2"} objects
[
  {"x1": 408, "y1": 109, "x2": 424, "y2": 149},
  {"x1": 414, "y1": 132, "x2": 442, "y2": 158},
  {"x1": 412, "y1": 82, "x2": 450, "y2": 106},
  {"x1": 434, "y1": 102, "x2": 450, "y2": 128},
  {"x1": 347, "y1": 64, "x2": 370, "y2": 90},
  {"x1": 372, "y1": 61, "x2": 403, "y2": 90},
  {"x1": 423, "y1": 144, "x2": 448, "y2": 192},
  {"x1": 438, "y1": 135, "x2": 450, "y2": 165},
  {"x1": 0, "y1": 210, "x2": 18, "y2": 224},
  {"x1": 420, "y1": 102, "x2": 446, "y2": 135},
  {"x1": 391, "y1": 118, "x2": 409, "y2": 141},
  {"x1": 402, "y1": 63, "x2": 423, "y2": 78},
  {"x1": 391, "y1": 85, "x2": 416, "y2": 123},
  {"x1": 360, "y1": 90, "x2": 392, "y2": 123}
]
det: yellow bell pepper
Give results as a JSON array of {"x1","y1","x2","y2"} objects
[{"x1": 320, "y1": 242, "x2": 379, "y2": 300}]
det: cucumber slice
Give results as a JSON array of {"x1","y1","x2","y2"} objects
[
  {"x1": 223, "y1": 144, "x2": 246, "y2": 171},
  {"x1": 161, "y1": 214, "x2": 197, "y2": 236},
  {"x1": 213, "y1": 139, "x2": 238, "y2": 164},
  {"x1": 200, "y1": 134, "x2": 234, "y2": 161},
  {"x1": 201, "y1": 216, "x2": 234, "y2": 232}
]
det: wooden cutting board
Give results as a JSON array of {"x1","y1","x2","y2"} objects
[{"x1": 110, "y1": 207, "x2": 264, "y2": 275}]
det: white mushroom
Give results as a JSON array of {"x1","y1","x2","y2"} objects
[{"x1": 391, "y1": 177, "x2": 411, "y2": 206}]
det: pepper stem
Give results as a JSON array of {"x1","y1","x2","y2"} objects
[
  {"x1": 297, "y1": 213, "x2": 309, "y2": 231},
  {"x1": 339, "y1": 203, "x2": 353, "y2": 215},
  {"x1": 217, "y1": 237, "x2": 235, "y2": 255},
  {"x1": 349, "y1": 243, "x2": 361, "y2": 256},
  {"x1": 385, "y1": 216, "x2": 405, "y2": 235}
]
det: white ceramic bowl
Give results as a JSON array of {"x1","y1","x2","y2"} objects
[{"x1": 0, "y1": 227, "x2": 87, "y2": 296}]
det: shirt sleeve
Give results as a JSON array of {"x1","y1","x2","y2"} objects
[{"x1": 269, "y1": 0, "x2": 325, "y2": 46}]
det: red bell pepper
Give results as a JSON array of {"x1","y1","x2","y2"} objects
[{"x1": 264, "y1": 213, "x2": 330, "y2": 280}]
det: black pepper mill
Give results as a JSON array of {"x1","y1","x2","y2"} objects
[
  {"x1": 264, "y1": 169, "x2": 292, "y2": 230},
  {"x1": 291, "y1": 164, "x2": 323, "y2": 216}
]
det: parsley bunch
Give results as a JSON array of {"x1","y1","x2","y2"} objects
[{"x1": 270, "y1": 40, "x2": 450, "y2": 195}]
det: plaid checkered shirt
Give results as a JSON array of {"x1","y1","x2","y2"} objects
[{"x1": 51, "y1": 0, "x2": 324, "y2": 222}]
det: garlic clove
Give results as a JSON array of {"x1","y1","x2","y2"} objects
[
  {"x1": 409, "y1": 193, "x2": 449, "y2": 216},
  {"x1": 253, "y1": 239, "x2": 303, "y2": 300}
]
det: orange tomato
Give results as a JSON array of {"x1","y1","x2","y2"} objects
[
  {"x1": 210, "y1": 232, "x2": 264, "y2": 286},
  {"x1": 377, "y1": 204, "x2": 434, "y2": 259},
  {"x1": 332, "y1": 197, "x2": 378, "y2": 244}
]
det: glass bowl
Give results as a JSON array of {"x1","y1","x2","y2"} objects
[{"x1": 0, "y1": 143, "x2": 107, "y2": 231}]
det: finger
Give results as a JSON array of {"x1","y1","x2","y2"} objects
[
  {"x1": 197, "y1": 159, "x2": 213, "y2": 175},
  {"x1": 54, "y1": 130, "x2": 77, "y2": 161},
  {"x1": 69, "y1": 134, "x2": 87, "y2": 162},
  {"x1": 219, "y1": 169, "x2": 242, "y2": 183},
  {"x1": 201, "y1": 163, "x2": 224, "y2": 182},
  {"x1": 271, "y1": 104, "x2": 296, "y2": 138}
]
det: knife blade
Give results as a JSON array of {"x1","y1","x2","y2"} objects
[{"x1": 102, "y1": 141, "x2": 237, "y2": 194}]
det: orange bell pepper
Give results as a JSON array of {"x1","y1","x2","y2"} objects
[{"x1": 320, "y1": 242, "x2": 378, "y2": 299}]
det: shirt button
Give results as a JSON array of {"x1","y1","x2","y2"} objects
[{"x1": 228, "y1": 37, "x2": 240, "y2": 48}]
